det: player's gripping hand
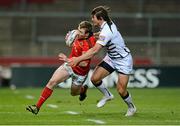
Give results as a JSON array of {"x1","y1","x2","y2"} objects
[
  {"x1": 65, "y1": 30, "x2": 78, "y2": 47},
  {"x1": 67, "y1": 57, "x2": 80, "y2": 67},
  {"x1": 58, "y1": 53, "x2": 68, "y2": 62}
]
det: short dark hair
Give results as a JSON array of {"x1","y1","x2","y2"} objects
[
  {"x1": 91, "y1": 6, "x2": 111, "y2": 24},
  {"x1": 79, "y1": 21, "x2": 92, "y2": 33}
]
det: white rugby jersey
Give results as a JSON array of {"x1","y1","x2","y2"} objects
[{"x1": 97, "y1": 21, "x2": 130, "y2": 59}]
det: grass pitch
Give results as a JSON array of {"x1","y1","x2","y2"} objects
[{"x1": 0, "y1": 87, "x2": 180, "y2": 125}]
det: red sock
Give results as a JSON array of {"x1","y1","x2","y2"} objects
[{"x1": 36, "y1": 86, "x2": 53, "y2": 109}]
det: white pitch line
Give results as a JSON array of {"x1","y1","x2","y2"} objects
[
  {"x1": 10, "y1": 84, "x2": 16, "y2": 90},
  {"x1": 47, "y1": 104, "x2": 58, "y2": 108},
  {"x1": 25, "y1": 95, "x2": 34, "y2": 99},
  {"x1": 65, "y1": 111, "x2": 80, "y2": 115},
  {"x1": 87, "y1": 119, "x2": 106, "y2": 124}
]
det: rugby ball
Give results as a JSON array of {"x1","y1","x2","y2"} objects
[{"x1": 65, "y1": 30, "x2": 78, "y2": 47}]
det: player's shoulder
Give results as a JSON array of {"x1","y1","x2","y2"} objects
[
  {"x1": 72, "y1": 38, "x2": 79, "y2": 44},
  {"x1": 74, "y1": 39, "x2": 84, "y2": 48},
  {"x1": 72, "y1": 39, "x2": 81, "y2": 47},
  {"x1": 88, "y1": 35, "x2": 96, "y2": 45},
  {"x1": 101, "y1": 25, "x2": 113, "y2": 35}
]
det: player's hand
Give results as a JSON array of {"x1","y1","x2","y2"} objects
[
  {"x1": 78, "y1": 61, "x2": 88, "y2": 67},
  {"x1": 67, "y1": 57, "x2": 79, "y2": 67},
  {"x1": 58, "y1": 53, "x2": 68, "y2": 62}
]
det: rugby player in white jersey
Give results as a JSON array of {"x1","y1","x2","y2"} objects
[{"x1": 68, "y1": 6, "x2": 136, "y2": 116}]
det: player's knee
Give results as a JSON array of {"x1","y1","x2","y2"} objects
[
  {"x1": 118, "y1": 90, "x2": 126, "y2": 96},
  {"x1": 117, "y1": 84, "x2": 126, "y2": 96},
  {"x1": 91, "y1": 76, "x2": 100, "y2": 85},
  {"x1": 47, "y1": 79, "x2": 58, "y2": 88}
]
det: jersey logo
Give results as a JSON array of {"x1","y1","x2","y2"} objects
[{"x1": 98, "y1": 35, "x2": 105, "y2": 42}]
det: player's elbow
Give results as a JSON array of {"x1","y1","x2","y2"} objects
[{"x1": 91, "y1": 48, "x2": 98, "y2": 56}]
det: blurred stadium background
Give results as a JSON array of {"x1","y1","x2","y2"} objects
[{"x1": 0, "y1": 0, "x2": 180, "y2": 87}]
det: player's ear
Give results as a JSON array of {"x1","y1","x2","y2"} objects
[{"x1": 99, "y1": 17, "x2": 104, "y2": 21}]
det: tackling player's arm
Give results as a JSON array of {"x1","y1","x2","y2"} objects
[
  {"x1": 78, "y1": 51, "x2": 90, "y2": 67},
  {"x1": 68, "y1": 43, "x2": 102, "y2": 67}
]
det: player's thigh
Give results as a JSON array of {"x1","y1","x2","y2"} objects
[
  {"x1": 49, "y1": 65, "x2": 69, "y2": 84},
  {"x1": 91, "y1": 66, "x2": 111, "y2": 83}
]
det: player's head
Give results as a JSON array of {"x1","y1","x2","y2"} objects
[
  {"x1": 77, "y1": 21, "x2": 93, "y2": 39},
  {"x1": 91, "y1": 6, "x2": 111, "y2": 26}
]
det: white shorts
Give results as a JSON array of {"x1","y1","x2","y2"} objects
[
  {"x1": 103, "y1": 54, "x2": 133, "y2": 75},
  {"x1": 63, "y1": 63, "x2": 87, "y2": 86}
]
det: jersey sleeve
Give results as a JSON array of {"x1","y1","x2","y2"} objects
[{"x1": 96, "y1": 29, "x2": 111, "y2": 46}]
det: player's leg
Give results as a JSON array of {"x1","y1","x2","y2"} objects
[
  {"x1": 70, "y1": 84, "x2": 81, "y2": 96},
  {"x1": 116, "y1": 73, "x2": 136, "y2": 116},
  {"x1": 91, "y1": 61, "x2": 114, "y2": 108},
  {"x1": 36, "y1": 65, "x2": 69, "y2": 107},
  {"x1": 70, "y1": 74, "x2": 88, "y2": 101},
  {"x1": 46, "y1": 65, "x2": 70, "y2": 89},
  {"x1": 70, "y1": 84, "x2": 88, "y2": 101},
  {"x1": 115, "y1": 54, "x2": 136, "y2": 116},
  {"x1": 26, "y1": 64, "x2": 70, "y2": 114}
]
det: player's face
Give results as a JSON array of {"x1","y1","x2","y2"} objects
[
  {"x1": 77, "y1": 27, "x2": 89, "y2": 39},
  {"x1": 91, "y1": 15, "x2": 100, "y2": 27}
]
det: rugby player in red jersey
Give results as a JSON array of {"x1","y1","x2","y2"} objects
[{"x1": 26, "y1": 21, "x2": 96, "y2": 115}]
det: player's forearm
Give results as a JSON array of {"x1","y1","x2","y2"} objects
[{"x1": 78, "y1": 46, "x2": 98, "y2": 61}]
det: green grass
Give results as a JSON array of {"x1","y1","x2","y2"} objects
[{"x1": 0, "y1": 87, "x2": 180, "y2": 125}]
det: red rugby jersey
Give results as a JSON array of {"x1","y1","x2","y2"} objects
[{"x1": 69, "y1": 36, "x2": 96, "y2": 76}]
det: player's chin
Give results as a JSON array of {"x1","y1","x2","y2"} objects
[{"x1": 78, "y1": 36, "x2": 86, "y2": 39}]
